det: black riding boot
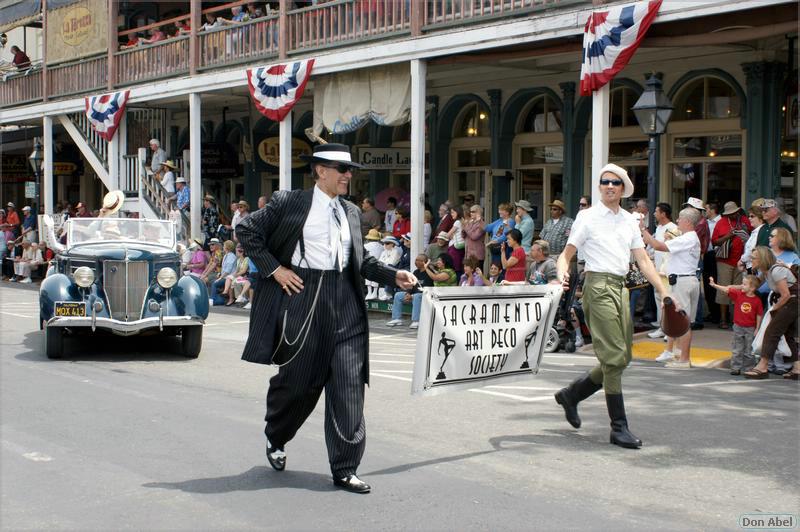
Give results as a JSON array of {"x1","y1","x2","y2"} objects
[
  {"x1": 554, "y1": 373, "x2": 603, "y2": 428},
  {"x1": 605, "y1": 393, "x2": 642, "y2": 449}
]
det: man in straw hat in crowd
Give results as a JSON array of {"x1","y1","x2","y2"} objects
[
  {"x1": 681, "y1": 197, "x2": 711, "y2": 329},
  {"x1": 236, "y1": 143, "x2": 417, "y2": 494},
  {"x1": 363, "y1": 228, "x2": 383, "y2": 260},
  {"x1": 554, "y1": 163, "x2": 668, "y2": 450},
  {"x1": 711, "y1": 201, "x2": 752, "y2": 329},
  {"x1": 539, "y1": 199, "x2": 574, "y2": 256},
  {"x1": 425, "y1": 231, "x2": 450, "y2": 261},
  {"x1": 159, "y1": 160, "x2": 177, "y2": 195}
]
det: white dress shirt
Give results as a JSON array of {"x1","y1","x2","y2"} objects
[
  {"x1": 291, "y1": 185, "x2": 352, "y2": 270},
  {"x1": 160, "y1": 171, "x2": 175, "y2": 194},
  {"x1": 707, "y1": 214, "x2": 720, "y2": 252},
  {"x1": 567, "y1": 203, "x2": 644, "y2": 277},
  {"x1": 665, "y1": 231, "x2": 701, "y2": 275}
]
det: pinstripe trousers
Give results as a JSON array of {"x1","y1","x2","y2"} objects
[{"x1": 264, "y1": 266, "x2": 368, "y2": 477}]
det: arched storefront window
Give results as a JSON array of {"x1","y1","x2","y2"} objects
[
  {"x1": 519, "y1": 95, "x2": 561, "y2": 133},
  {"x1": 514, "y1": 94, "x2": 563, "y2": 229},
  {"x1": 609, "y1": 87, "x2": 638, "y2": 127},
  {"x1": 455, "y1": 102, "x2": 491, "y2": 137},
  {"x1": 450, "y1": 100, "x2": 491, "y2": 208},
  {"x1": 668, "y1": 74, "x2": 744, "y2": 207},
  {"x1": 672, "y1": 77, "x2": 741, "y2": 121}
]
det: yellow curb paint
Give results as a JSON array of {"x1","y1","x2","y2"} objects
[{"x1": 632, "y1": 341, "x2": 730, "y2": 366}]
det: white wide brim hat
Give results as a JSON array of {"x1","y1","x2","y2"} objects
[
  {"x1": 598, "y1": 163, "x2": 634, "y2": 198},
  {"x1": 102, "y1": 190, "x2": 126, "y2": 215}
]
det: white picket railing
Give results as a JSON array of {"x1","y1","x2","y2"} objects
[{"x1": 67, "y1": 112, "x2": 109, "y2": 171}]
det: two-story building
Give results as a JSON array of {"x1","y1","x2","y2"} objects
[{"x1": 0, "y1": 0, "x2": 796, "y2": 250}]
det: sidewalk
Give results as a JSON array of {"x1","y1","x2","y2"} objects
[{"x1": 578, "y1": 326, "x2": 735, "y2": 368}]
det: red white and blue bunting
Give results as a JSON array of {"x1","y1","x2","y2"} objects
[
  {"x1": 84, "y1": 90, "x2": 130, "y2": 142},
  {"x1": 579, "y1": 0, "x2": 662, "y2": 96},
  {"x1": 247, "y1": 59, "x2": 315, "y2": 122}
]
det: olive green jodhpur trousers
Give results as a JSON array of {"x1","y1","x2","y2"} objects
[{"x1": 582, "y1": 272, "x2": 633, "y2": 394}]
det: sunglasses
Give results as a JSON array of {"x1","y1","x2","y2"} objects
[
  {"x1": 322, "y1": 163, "x2": 354, "y2": 174},
  {"x1": 599, "y1": 179, "x2": 624, "y2": 187}
]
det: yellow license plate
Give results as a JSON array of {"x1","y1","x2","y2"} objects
[{"x1": 54, "y1": 302, "x2": 87, "y2": 317}]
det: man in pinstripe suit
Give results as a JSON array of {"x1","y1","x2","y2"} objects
[{"x1": 237, "y1": 144, "x2": 417, "y2": 494}]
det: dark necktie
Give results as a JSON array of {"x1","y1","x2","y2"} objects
[{"x1": 330, "y1": 201, "x2": 343, "y2": 272}]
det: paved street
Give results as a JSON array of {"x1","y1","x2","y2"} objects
[{"x1": 1, "y1": 284, "x2": 798, "y2": 531}]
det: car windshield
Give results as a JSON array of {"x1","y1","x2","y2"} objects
[{"x1": 66, "y1": 218, "x2": 175, "y2": 249}]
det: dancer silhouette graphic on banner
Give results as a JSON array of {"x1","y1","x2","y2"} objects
[
  {"x1": 437, "y1": 332, "x2": 456, "y2": 380},
  {"x1": 521, "y1": 328, "x2": 538, "y2": 369}
]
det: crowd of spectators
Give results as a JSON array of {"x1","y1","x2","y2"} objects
[{"x1": 2, "y1": 183, "x2": 797, "y2": 379}]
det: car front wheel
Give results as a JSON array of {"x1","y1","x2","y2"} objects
[
  {"x1": 180, "y1": 326, "x2": 202, "y2": 358},
  {"x1": 44, "y1": 323, "x2": 64, "y2": 359}
]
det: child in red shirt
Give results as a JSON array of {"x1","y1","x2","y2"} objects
[{"x1": 709, "y1": 274, "x2": 764, "y2": 374}]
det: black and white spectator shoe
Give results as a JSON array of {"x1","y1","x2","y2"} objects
[{"x1": 266, "y1": 439, "x2": 286, "y2": 471}]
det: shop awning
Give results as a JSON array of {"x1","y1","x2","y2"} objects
[{"x1": 0, "y1": 0, "x2": 41, "y2": 34}]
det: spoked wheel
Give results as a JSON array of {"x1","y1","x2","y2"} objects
[{"x1": 543, "y1": 327, "x2": 560, "y2": 353}]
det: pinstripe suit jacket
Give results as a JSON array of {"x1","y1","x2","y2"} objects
[{"x1": 236, "y1": 188, "x2": 398, "y2": 373}]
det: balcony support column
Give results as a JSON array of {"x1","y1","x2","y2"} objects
[
  {"x1": 279, "y1": 0, "x2": 288, "y2": 59},
  {"x1": 189, "y1": 93, "x2": 203, "y2": 242},
  {"x1": 410, "y1": 59, "x2": 427, "y2": 262},
  {"x1": 107, "y1": 0, "x2": 117, "y2": 89},
  {"x1": 42, "y1": 0, "x2": 48, "y2": 101},
  {"x1": 189, "y1": 0, "x2": 200, "y2": 75},
  {"x1": 43, "y1": 115, "x2": 54, "y2": 215},
  {"x1": 590, "y1": 85, "x2": 610, "y2": 206}
]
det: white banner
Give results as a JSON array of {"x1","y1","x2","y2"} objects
[{"x1": 411, "y1": 285, "x2": 563, "y2": 397}]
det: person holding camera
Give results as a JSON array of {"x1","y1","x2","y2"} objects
[{"x1": 641, "y1": 207, "x2": 702, "y2": 368}]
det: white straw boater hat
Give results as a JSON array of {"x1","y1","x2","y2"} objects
[
  {"x1": 598, "y1": 163, "x2": 635, "y2": 198},
  {"x1": 101, "y1": 190, "x2": 126, "y2": 216},
  {"x1": 299, "y1": 143, "x2": 364, "y2": 169}
]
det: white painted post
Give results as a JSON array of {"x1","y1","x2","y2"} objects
[
  {"x1": 279, "y1": 110, "x2": 292, "y2": 191},
  {"x1": 409, "y1": 59, "x2": 426, "y2": 263},
  {"x1": 43, "y1": 115, "x2": 54, "y2": 215},
  {"x1": 591, "y1": 84, "x2": 610, "y2": 206},
  {"x1": 137, "y1": 147, "x2": 147, "y2": 216},
  {"x1": 189, "y1": 93, "x2": 202, "y2": 242},
  {"x1": 117, "y1": 112, "x2": 127, "y2": 190},
  {"x1": 108, "y1": 128, "x2": 119, "y2": 191}
]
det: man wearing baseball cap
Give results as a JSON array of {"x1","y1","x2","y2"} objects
[
  {"x1": 755, "y1": 199, "x2": 794, "y2": 247},
  {"x1": 554, "y1": 163, "x2": 668, "y2": 450}
]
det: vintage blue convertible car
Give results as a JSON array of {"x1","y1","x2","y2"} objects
[{"x1": 39, "y1": 216, "x2": 208, "y2": 359}]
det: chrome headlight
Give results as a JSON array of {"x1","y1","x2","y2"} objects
[
  {"x1": 157, "y1": 267, "x2": 178, "y2": 289},
  {"x1": 73, "y1": 266, "x2": 95, "y2": 288}
]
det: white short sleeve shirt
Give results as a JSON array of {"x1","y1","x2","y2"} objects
[
  {"x1": 664, "y1": 231, "x2": 701, "y2": 275},
  {"x1": 567, "y1": 203, "x2": 644, "y2": 276}
]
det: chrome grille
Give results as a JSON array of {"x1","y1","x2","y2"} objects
[{"x1": 103, "y1": 261, "x2": 149, "y2": 321}]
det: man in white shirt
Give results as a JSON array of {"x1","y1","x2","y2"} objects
[
  {"x1": 149, "y1": 139, "x2": 167, "y2": 174},
  {"x1": 643, "y1": 208, "x2": 702, "y2": 368},
  {"x1": 554, "y1": 163, "x2": 667, "y2": 450},
  {"x1": 647, "y1": 202, "x2": 678, "y2": 338}
]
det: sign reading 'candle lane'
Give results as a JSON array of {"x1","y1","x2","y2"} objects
[{"x1": 411, "y1": 285, "x2": 563, "y2": 397}]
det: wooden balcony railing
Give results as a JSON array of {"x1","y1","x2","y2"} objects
[
  {"x1": 115, "y1": 36, "x2": 190, "y2": 86},
  {"x1": 48, "y1": 54, "x2": 107, "y2": 99},
  {"x1": 424, "y1": 0, "x2": 585, "y2": 27},
  {"x1": 0, "y1": 0, "x2": 585, "y2": 109},
  {"x1": 288, "y1": 0, "x2": 410, "y2": 52},
  {"x1": 0, "y1": 67, "x2": 42, "y2": 108},
  {"x1": 198, "y1": 14, "x2": 280, "y2": 70}
]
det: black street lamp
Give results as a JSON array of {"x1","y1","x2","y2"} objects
[
  {"x1": 632, "y1": 73, "x2": 673, "y2": 232},
  {"x1": 28, "y1": 137, "x2": 43, "y2": 212}
]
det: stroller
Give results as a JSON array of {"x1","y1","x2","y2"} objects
[{"x1": 543, "y1": 266, "x2": 585, "y2": 353}]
